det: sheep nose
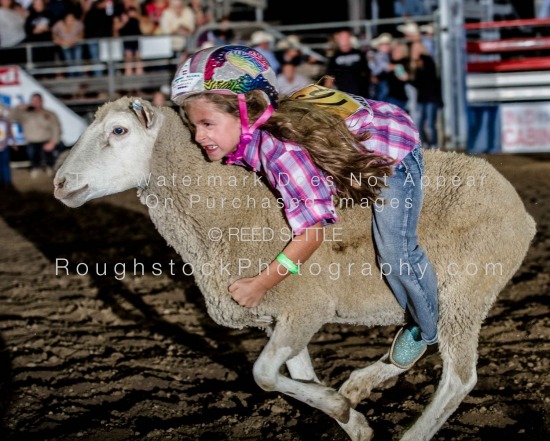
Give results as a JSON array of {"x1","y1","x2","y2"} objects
[{"x1": 54, "y1": 176, "x2": 66, "y2": 189}]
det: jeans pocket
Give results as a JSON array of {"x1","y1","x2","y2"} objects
[{"x1": 411, "y1": 144, "x2": 425, "y2": 175}]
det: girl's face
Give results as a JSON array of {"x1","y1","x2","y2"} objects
[{"x1": 185, "y1": 97, "x2": 241, "y2": 161}]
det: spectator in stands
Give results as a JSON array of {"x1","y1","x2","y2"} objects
[
  {"x1": 249, "y1": 30, "x2": 281, "y2": 74},
  {"x1": 419, "y1": 22, "x2": 437, "y2": 59},
  {"x1": 396, "y1": 22, "x2": 421, "y2": 118},
  {"x1": 189, "y1": 0, "x2": 212, "y2": 46},
  {"x1": 409, "y1": 41, "x2": 442, "y2": 148},
  {"x1": 144, "y1": 0, "x2": 168, "y2": 35},
  {"x1": 208, "y1": 15, "x2": 235, "y2": 46},
  {"x1": 152, "y1": 90, "x2": 167, "y2": 106},
  {"x1": 324, "y1": 27, "x2": 371, "y2": 97},
  {"x1": 394, "y1": 0, "x2": 427, "y2": 18},
  {"x1": 9, "y1": 93, "x2": 61, "y2": 178},
  {"x1": 369, "y1": 32, "x2": 393, "y2": 101},
  {"x1": 189, "y1": 0, "x2": 211, "y2": 27},
  {"x1": 0, "y1": 0, "x2": 27, "y2": 55},
  {"x1": 276, "y1": 61, "x2": 311, "y2": 96},
  {"x1": 52, "y1": 11, "x2": 84, "y2": 76},
  {"x1": 276, "y1": 36, "x2": 301, "y2": 63},
  {"x1": 276, "y1": 34, "x2": 324, "y2": 83},
  {"x1": 5, "y1": 0, "x2": 26, "y2": 16},
  {"x1": 386, "y1": 40, "x2": 410, "y2": 112},
  {"x1": 397, "y1": 20, "x2": 421, "y2": 43},
  {"x1": 114, "y1": 4, "x2": 144, "y2": 75},
  {"x1": 82, "y1": 0, "x2": 122, "y2": 76},
  {"x1": 159, "y1": 0, "x2": 195, "y2": 60},
  {"x1": 0, "y1": 104, "x2": 16, "y2": 191},
  {"x1": 25, "y1": 0, "x2": 56, "y2": 63}
]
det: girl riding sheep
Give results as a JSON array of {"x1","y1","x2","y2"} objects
[{"x1": 171, "y1": 44, "x2": 438, "y2": 369}]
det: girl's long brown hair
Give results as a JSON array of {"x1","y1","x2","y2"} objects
[{"x1": 180, "y1": 90, "x2": 395, "y2": 204}]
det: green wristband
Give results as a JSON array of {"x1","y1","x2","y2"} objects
[{"x1": 276, "y1": 253, "x2": 300, "y2": 274}]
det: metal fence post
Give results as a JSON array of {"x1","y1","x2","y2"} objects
[
  {"x1": 439, "y1": 0, "x2": 467, "y2": 150},
  {"x1": 106, "y1": 38, "x2": 116, "y2": 100}
]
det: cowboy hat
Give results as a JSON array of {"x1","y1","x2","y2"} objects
[
  {"x1": 276, "y1": 34, "x2": 301, "y2": 50},
  {"x1": 370, "y1": 32, "x2": 393, "y2": 48},
  {"x1": 250, "y1": 30, "x2": 275, "y2": 46},
  {"x1": 420, "y1": 23, "x2": 435, "y2": 34},
  {"x1": 397, "y1": 21, "x2": 420, "y2": 36}
]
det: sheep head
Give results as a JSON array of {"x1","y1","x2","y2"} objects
[{"x1": 54, "y1": 97, "x2": 163, "y2": 208}]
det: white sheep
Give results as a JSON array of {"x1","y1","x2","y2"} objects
[{"x1": 53, "y1": 97, "x2": 536, "y2": 441}]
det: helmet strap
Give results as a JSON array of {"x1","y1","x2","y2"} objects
[{"x1": 237, "y1": 93, "x2": 273, "y2": 151}]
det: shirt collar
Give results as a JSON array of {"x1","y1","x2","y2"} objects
[{"x1": 224, "y1": 129, "x2": 261, "y2": 169}]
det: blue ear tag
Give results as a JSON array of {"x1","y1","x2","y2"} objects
[{"x1": 132, "y1": 102, "x2": 144, "y2": 111}]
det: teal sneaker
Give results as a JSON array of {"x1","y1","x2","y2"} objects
[{"x1": 389, "y1": 326, "x2": 427, "y2": 369}]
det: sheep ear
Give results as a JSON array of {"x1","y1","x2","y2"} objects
[{"x1": 130, "y1": 99, "x2": 156, "y2": 129}]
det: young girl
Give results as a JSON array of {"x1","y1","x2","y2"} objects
[{"x1": 171, "y1": 45, "x2": 438, "y2": 370}]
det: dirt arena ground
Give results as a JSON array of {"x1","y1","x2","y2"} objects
[{"x1": 0, "y1": 152, "x2": 548, "y2": 441}]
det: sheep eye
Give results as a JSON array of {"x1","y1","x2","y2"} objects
[{"x1": 112, "y1": 127, "x2": 127, "y2": 136}]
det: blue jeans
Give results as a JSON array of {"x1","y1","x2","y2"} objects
[
  {"x1": 417, "y1": 102, "x2": 439, "y2": 148},
  {"x1": 372, "y1": 145, "x2": 439, "y2": 344},
  {"x1": 87, "y1": 42, "x2": 103, "y2": 77},
  {"x1": 62, "y1": 44, "x2": 83, "y2": 77},
  {"x1": 26, "y1": 143, "x2": 56, "y2": 169},
  {"x1": 0, "y1": 148, "x2": 12, "y2": 187},
  {"x1": 374, "y1": 79, "x2": 389, "y2": 102},
  {"x1": 467, "y1": 105, "x2": 501, "y2": 154}
]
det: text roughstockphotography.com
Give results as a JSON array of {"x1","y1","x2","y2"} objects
[{"x1": 55, "y1": 258, "x2": 505, "y2": 282}]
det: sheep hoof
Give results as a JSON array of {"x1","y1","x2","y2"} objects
[
  {"x1": 329, "y1": 392, "x2": 351, "y2": 423},
  {"x1": 337, "y1": 408, "x2": 374, "y2": 441}
]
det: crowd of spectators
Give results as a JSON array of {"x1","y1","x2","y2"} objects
[
  {"x1": 266, "y1": 21, "x2": 442, "y2": 149},
  {"x1": 0, "y1": 0, "x2": 443, "y2": 147},
  {"x1": 0, "y1": 0, "x2": 217, "y2": 74}
]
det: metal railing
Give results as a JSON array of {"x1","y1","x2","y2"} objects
[{"x1": 1, "y1": 35, "x2": 180, "y2": 103}]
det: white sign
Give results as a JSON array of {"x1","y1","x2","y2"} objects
[
  {"x1": 139, "y1": 36, "x2": 173, "y2": 59},
  {"x1": 501, "y1": 102, "x2": 550, "y2": 153},
  {"x1": 99, "y1": 40, "x2": 123, "y2": 62}
]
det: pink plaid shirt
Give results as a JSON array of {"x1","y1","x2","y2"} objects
[{"x1": 226, "y1": 98, "x2": 420, "y2": 235}]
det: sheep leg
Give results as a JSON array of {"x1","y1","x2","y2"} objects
[
  {"x1": 285, "y1": 346, "x2": 321, "y2": 383},
  {"x1": 339, "y1": 354, "x2": 405, "y2": 406},
  {"x1": 399, "y1": 331, "x2": 478, "y2": 441},
  {"x1": 254, "y1": 325, "x2": 373, "y2": 441}
]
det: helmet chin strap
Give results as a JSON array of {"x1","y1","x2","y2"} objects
[{"x1": 237, "y1": 93, "x2": 273, "y2": 152}]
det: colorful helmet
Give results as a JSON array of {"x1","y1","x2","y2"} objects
[{"x1": 171, "y1": 44, "x2": 279, "y2": 109}]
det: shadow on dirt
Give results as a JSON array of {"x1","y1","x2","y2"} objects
[{"x1": 0, "y1": 189, "x2": 264, "y2": 425}]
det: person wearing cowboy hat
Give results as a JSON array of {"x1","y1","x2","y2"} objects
[
  {"x1": 395, "y1": 21, "x2": 422, "y2": 120},
  {"x1": 409, "y1": 40, "x2": 442, "y2": 149},
  {"x1": 397, "y1": 21, "x2": 421, "y2": 43},
  {"x1": 370, "y1": 32, "x2": 393, "y2": 101},
  {"x1": 250, "y1": 29, "x2": 281, "y2": 73},
  {"x1": 419, "y1": 22, "x2": 436, "y2": 59}
]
